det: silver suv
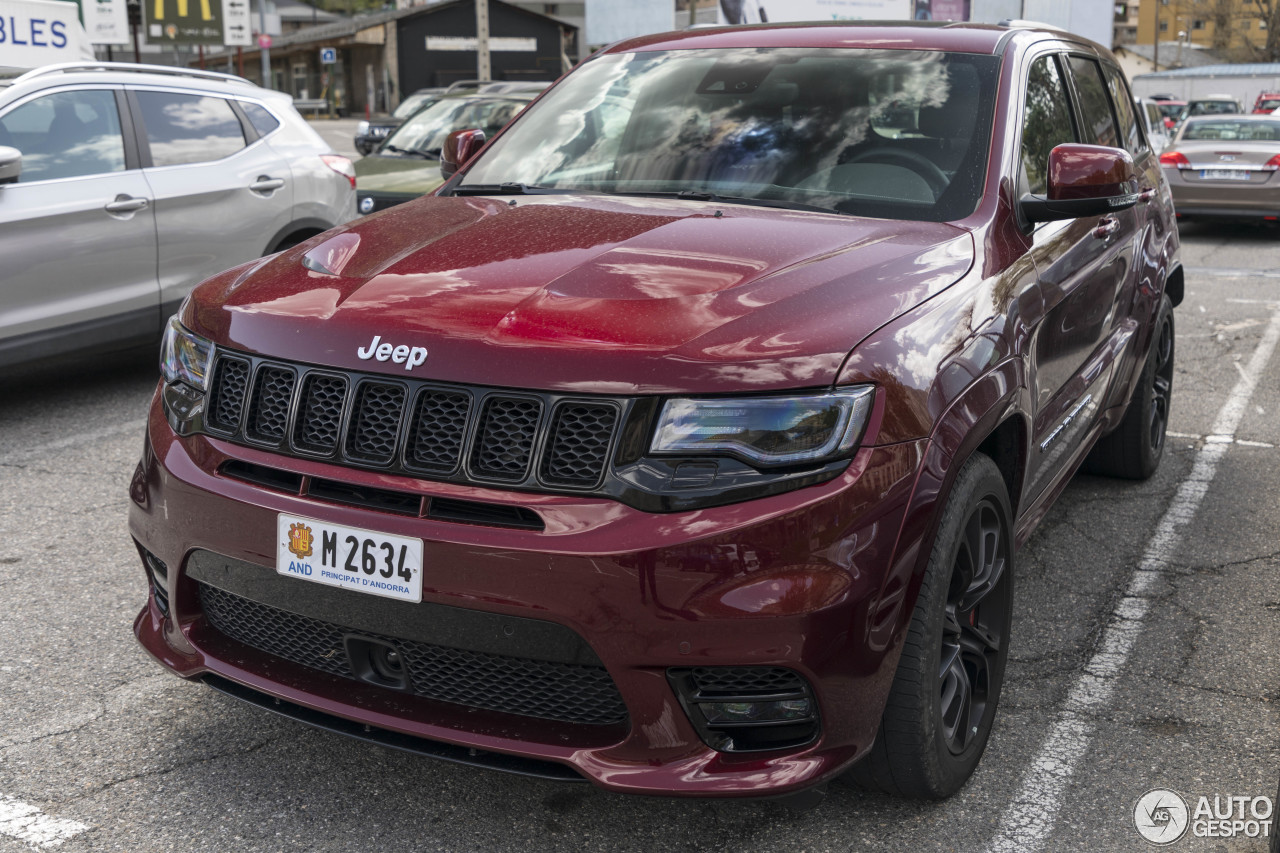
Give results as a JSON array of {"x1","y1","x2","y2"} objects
[{"x1": 0, "y1": 62, "x2": 356, "y2": 367}]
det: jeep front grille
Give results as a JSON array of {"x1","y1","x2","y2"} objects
[{"x1": 204, "y1": 350, "x2": 621, "y2": 492}]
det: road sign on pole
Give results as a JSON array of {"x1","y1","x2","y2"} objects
[
  {"x1": 320, "y1": 46, "x2": 336, "y2": 63},
  {"x1": 222, "y1": 0, "x2": 249, "y2": 45}
]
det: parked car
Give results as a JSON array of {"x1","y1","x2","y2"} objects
[
  {"x1": 0, "y1": 62, "x2": 355, "y2": 368},
  {"x1": 1253, "y1": 92, "x2": 1280, "y2": 113},
  {"x1": 353, "y1": 87, "x2": 445, "y2": 155},
  {"x1": 1182, "y1": 95, "x2": 1244, "y2": 118},
  {"x1": 1156, "y1": 99, "x2": 1187, "y2": 129},
  {"x1": 355, "y1": 83, "x2": 552, "y2": 155},
  {"x1": 354, "y1": 91, "x2": 538, "y2": 214},
  {"x1": 1137, "y1": 96, "x2": 1172, "y2": 151},
  {"x1": 133, "y1": 21, "x2": 1180, "y2": 801},
  {"x1": 1159, "y1": 114, "x2": 1280, "y2": 220}
]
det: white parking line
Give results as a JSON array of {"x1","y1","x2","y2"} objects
[
  {"x1": 0, "y1": 795, "x2": 88, "y2": 847},
  {"x1": 985, "y1": 305, "x2": 1280, "y2": 853},
  {"x1": 1167, "y1": 431, "x2": 1275, "y2": 448}
]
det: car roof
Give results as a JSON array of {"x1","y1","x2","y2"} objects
[
  {"x1": 0, "y1": 61, "x2": 273, "y2": 103},
  {"x1": 599, "y1": 20, "x2": 1083, "y2": 57}
]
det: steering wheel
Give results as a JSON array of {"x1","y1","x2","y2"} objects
[{"x1": 843, "y1": 149, "x2": 949, "y2": 197}]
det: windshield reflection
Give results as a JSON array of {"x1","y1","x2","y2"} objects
[{"x1": 459, "y1": 48, "x2": 999, "y2": 222}]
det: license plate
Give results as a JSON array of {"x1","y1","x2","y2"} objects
[
  {"x1": 1199, "y1": 169, "x2": 1252, "y2": 181},
  {"x1": 277, "y1": 513, "x2": 423, "y2": 603}
]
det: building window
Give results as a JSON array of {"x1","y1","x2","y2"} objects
[
  {"x1": 1159, "y1": 19, "x2": 1169, "y2": 31},
  {"x1": 1192, "y1": 18, "x2": 1205, "y2": 28}
]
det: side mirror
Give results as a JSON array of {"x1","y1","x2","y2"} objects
[
  {"x1": 0, "y1": 146, "x2": 21, "y2": 186},
  {"x1": 1021, "y1": 143, "x2": 1139, "y2": 223},
  {"x1": 440, "y1": 129, "x2": 486, "y2": 181}
]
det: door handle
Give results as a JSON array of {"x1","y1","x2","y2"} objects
[
  {"x1": 104, "y1": 195, "x2": 149, "y2": 214},
  {"x1": 250, "y1": 176, "x2": 286, "y2": 192},
  {"x1": 1138, "y1": 187, "x2": 1157, "y2": 204},
  {"x1": 1092, "y1": 217, "x2": 1120, "y2": 240}
]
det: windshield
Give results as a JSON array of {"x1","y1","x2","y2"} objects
[
  {"x1": 392, "y1": 92, "x2": 439, "y2": 120},
  {"x1": 1182, "y1": 119, "x2": 1280, "y2": 141},
  {"x1": 382, "y1": 97, "x2": 529, "y2": 158},
  {"x1": 457, "y1": 48, "x2": 1000, "y2": 221}
]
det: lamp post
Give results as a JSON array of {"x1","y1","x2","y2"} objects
[{"x1": 259, "y1": 0, "x2": 270, "y2": 88}]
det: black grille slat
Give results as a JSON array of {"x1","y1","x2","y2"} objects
[
  {"x1": 207, "y1": 357, "x2": 250, "y2": 432},
  {"x1": 245, "y1": 366, "x2": 297, "y2": 444},
  {"x1": 294, "y1": 374, "x2": 348, "y2": 453},
  {"x1": 406, "y1": 389, "x2": 471, "y2": 473},
  {"x1": 199, "y1": 584, "x2": 627, "y2": 726},
  {"x1": 690, "y1": 667, "x2": 806, "y2": 695},
  {"x1": 201, "y1": 584, "x2": 351, "y2": 678},
  {"x1": 542, "y1": 403, "x2": 618, "y2": 487},
  {"x1": 346, "y1": 382, "x2": 406, "y2": 464},
  {"x1": 472, "y1": 398, "x2": 541, "y2": 481}
]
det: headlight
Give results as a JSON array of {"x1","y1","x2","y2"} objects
[
  {"x1": 160, "y1": 316, "x2": 212, "y2": 390},
  {"x1": 650, "y1": 387, "x2": 875, "y2": 467}
]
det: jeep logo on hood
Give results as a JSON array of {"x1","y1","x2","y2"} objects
[{"x1": 357, "y1": 336, "x2": 428, "y2": 370}]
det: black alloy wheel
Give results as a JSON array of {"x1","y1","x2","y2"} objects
[
  {"x1": 939, "y1": 498, "x2": 1010, "y2": 757},
  {"x1": 847, "y1": 452, "x2": 1013, "y2": 798},
  {"x1": 1146, "y1": 312, "x2": 1175, "y2": 458}
]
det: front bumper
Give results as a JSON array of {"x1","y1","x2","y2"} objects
[{"x1": 130, "y1": 390, "x2": 928, "y2": 796}]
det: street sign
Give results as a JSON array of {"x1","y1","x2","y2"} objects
[
  {"x1": 85, "y1": 0, "x2": 130, "y2": 45},
  {"x1": 256, "y1": 31, "x2": 270, "y2": 48},
  {"x1": 320, "y1": 46, "x2": 335, "y2": 64},
  {"x1": 221, "y1": 0, "x2": 249, "y2": 45}
]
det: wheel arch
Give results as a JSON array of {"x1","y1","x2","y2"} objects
[
  {"x1": 264, "y1": 218, "x2": 337, "y2": 255},
  {"x1": 864, "y1": 360, "x2": 1028, "y2": 673}
]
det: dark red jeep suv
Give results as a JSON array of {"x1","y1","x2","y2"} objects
[{"x1": 131, "y1": 22, "x2": 1181, "y2": 799}]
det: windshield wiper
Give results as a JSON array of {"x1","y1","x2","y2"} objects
[
  {"x1": 609, "y1": 189, "x2": 843, "y2": 215},
  {"x1": 447, "y1": 183, "x2": 575, "y2": 196},
  {"x1": 381, "y1": 144, "x2": 433, "y2": 159}
]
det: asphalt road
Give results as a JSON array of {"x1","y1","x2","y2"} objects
[{"x1": 0, "y1": 220, "x2": 1277, "y2": 852}]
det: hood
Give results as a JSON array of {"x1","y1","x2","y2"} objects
[
  {"x1": 354, "y1": 154, "x2": 446, "y2": 196},
  {"x1": 188, "y1": 194, "x2": 973, "y2": 395}
]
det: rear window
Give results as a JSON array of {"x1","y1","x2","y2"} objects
[
  {"x1": 1182, "y1": 119, "x2": 1280, "y2": 140},
  {"x1": 241, "y1": 102, "x2": 280, "y2": 136}
]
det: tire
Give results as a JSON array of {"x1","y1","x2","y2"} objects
[
  {"x1": 1084, "y1": 295, "x2": 1175, "y2": 480},
  {"x1": 847, "y1": 453, "x2": 1013, "y2": 798}
]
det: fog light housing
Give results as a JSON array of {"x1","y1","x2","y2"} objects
[
  {"x1": 700, "y1": 699, "x2": 812, "y2": 724},
  {"x1": 668, "y1": 666, "x2": 820, "y2": 753}
]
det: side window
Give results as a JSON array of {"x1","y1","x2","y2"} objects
[
  {"x1": 1021, "y1": 55, "x2": 1077, "y2": 197},
  {"x1": 1102, "y1": 64, "x2": 1145, "y2": 154},
  {"x1": 0, "y1": 90, "x2": 126, "y2": 182},
  {"x1": 1066, "y1": 56, "x2": 1119, "y2": 148},
  {"x1": 135, "y1": 91, "x2": 246, "y2": 167},
  {"x1": 240, "y1": 102, "x2": 280, "y2": 137}
]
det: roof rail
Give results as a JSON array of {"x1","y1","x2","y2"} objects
[
  {"x1": 998, "y1": 18, "x2": 1067, "y2": 32},
  {"x1": 11, "y1": 62, "x2": 255, "y2": 88}
]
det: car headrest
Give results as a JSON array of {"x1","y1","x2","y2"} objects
[{"x1": 918, "y1": 65, "x2": 980, "y2": 141}]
